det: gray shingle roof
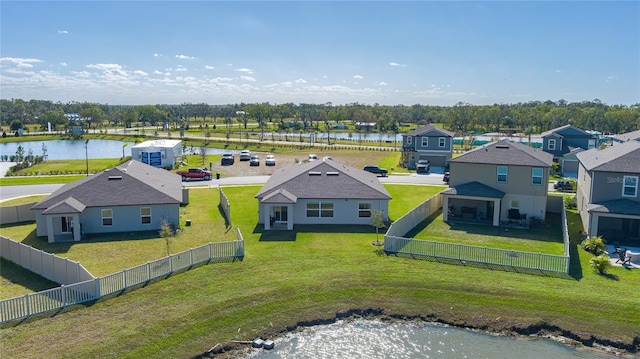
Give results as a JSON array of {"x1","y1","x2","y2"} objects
[
  {"x1": 540, "y1": 124, "x2": 593, "y2": 138},
  {"x1": 261, "y1": 189, "x2": 297, "y2": 204},
  {"x1": 404, "y1": 124, "x2": 454, "y2": 137},
  {"x1": 256, "y1": 160, "x2": 391, "y2": 201},
  {"x1": 576, "y1": 140, "x2": 640, "y2": 173},
  {"x1": 32, "y1": 160, "x2": 183, "y2": 211},
  {"x1": 448, "y1": 140, "x2": 553, "y2": 167},
  {"x1": 613, "y1": 129, "x2": 640, "y2": 143},
  {"x1": 442, "y1": 181, "x2": 505, "y2": 198},
  {"x1": 587, "y1": 199, "x2": 640, "y2": 215},
  {"x1": 42, "y1": 196, "x2": 86, "y2": 214}
]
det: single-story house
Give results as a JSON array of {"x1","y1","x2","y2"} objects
[
  {"x1": 255, "y1": 159, "x2": 391, "y2": 230},
  {"x1": 32, "y1": 160, "x2": 186, "y2": 243}
]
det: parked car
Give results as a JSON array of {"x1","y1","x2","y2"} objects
[
  {"x1": 416, "y1": 159, "x2": 430, "y2": 174},
  {"x1": 554, "y1": 179, "x2": 574, "y2": 192},
  {"x1": 176, "y1": 168, "x2": 212, "y2": 181},
  {"x1": 250, "y1": 154, "x2": 260, "y2": 166},
  {"x1": 323, "y1": 156, "x2": 333, "y2": 161},
  {"x1": 221, "y1": 153, "x2": 235, "y2": 165},
  {"x1": 239, "y1": 150, "x2": 251, "y2": 161},
  {"x1": 308, "y1": 154, "x2": 318, "y2": 161},
  {"x1": 265, "y1": 154, "x2": 276, "y2": 166},
  {"x1": 363, "y1": 165, "x2": 388, "y2": 177},
  {"x1": 443, "y1": 171, "x2": 450, "y2": 183}
]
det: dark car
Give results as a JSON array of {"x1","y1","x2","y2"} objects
[
  {"x1": 221, "y1": 153, "x2": 234, "y2": 165},
  {"x1": 443, "y1": 171, "x2": 450, "y2": 183},
  {"x1": 554, "y1": 180, "x2": 573, "y2": 192},
  {"x1": 416, "y1": 159, "x2": 430, "y2": 174},
  {"x1": 363, "y1": 165, "x2": 388, "y2": 177}
]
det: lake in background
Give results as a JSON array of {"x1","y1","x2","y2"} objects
[{"x1": 245, "y1": 321, "x2": 617, "y2": 359}]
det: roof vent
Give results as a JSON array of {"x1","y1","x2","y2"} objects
[
  {"x1": 108, "y1": 176, "x2": 123, "y2": 180},
  {"x1": 496, "y1": 145, "x2": 509, "y2": 149},
  {"x1": 308, "y1": 171, "x2": 322, "y2": 176},
  {"x1": 327, "y1": 171, "x2": 339, "y2": 176}
]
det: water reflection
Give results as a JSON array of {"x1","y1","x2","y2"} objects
[{"x1": 246, "y1": 321, "x2": 615, "y2": 359}]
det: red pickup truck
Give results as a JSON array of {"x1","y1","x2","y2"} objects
[{"x1": 176, "y1": 168, "x2": 213, "y2": 181}]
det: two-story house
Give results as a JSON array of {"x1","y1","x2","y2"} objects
[
  {"x1": 442, "y1": 140, "x2": 553, "y2": 226},
  {"x1": 541, "y1": 124, "x2": 598, "y2": 177},
  {"x1": 576, "y1": 141, "x2": 640, "y2": 245},
  {"x1": 401, "y1": 124, "x2": 454, "y2": 170}
]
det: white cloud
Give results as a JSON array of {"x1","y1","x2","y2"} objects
[
  {"x1": 153, "y1": 70, "x2": 163, "y2": 75},
  {"x1": 378, "y1": 82, "x2": 388, "y2": 86},
  {"x1": 236, "y1": 67, "x2": 254, "y2": 74},
  {"x1": 295, "y1": 78, "x2": 307, "y2": 84},
  {"x1": 0, "y1": 57, "x2": 42, "y2": 68},
  {"x1": 241, "y1": 75, "x2": 256, "y2": 82},
  {"x1": 175, "y1": 54, "x2": 195, "y2": 60},
  {"x1": 205, "y1": 65, "x2": 215, "y2": 70},
  {"x1": 60, "y1": 62, "x2": 68, "y2": 67},
  {"x1": 353, "y1": 75, "x2": 364, "y2": 79},
  {"x1": 606, "y1": 75, "x2": 617, "y2": 82},
  {"x1": 153, "y1": 53, "x2": 163, "y2": 57},
  {"x1": 134, "y1": 70, "x2": 148, "y2": 76},
  {"x1": 175, "y1": 66, "x2": 188, "y2": 72},
  {"x1": 389, "y1": 62, "x2": 407, "y2": 67},
  {"x1": 58, "y1": 30, "x2": 68, "y2": 34}
]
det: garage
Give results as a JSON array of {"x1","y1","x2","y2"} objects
[{"x1": 419, "y1": 155, "x2": 446, "y2": 167}]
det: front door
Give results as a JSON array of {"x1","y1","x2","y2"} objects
[{"x1": 274, "y1": 206, "x2": 288, "y2": 222}]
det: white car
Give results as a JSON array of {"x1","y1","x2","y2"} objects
[
  {"x1": 239, "y1": 150, "x2": 251, "y2": 161},
  {"x1": 308, "y1": 154, "x2": 318, "y2": 161},
  {"x1": 265, "y1": 154, "x2": 276, "y2": 166}
]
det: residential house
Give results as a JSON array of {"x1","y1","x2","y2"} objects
[
  {"x1": 612, "y1": 129, "x2": 640, "y2": 146},
  {"x1": 442, "y1": 140, "x2": 553, "y2": 226},
  {"x1": 32, "y1": 160, "x2": 185, "y2": 243},
  {"x1": 255, "y1": 160, "x2": 391, "y2": 230},
  {"x1": 402, "y1": 124, "x2": 454, "y2": 169},
  {"x1": 576, "y1": 140, "x2": 640, "y2": 245},
  {"x1": 540, "y1": 124, "x2": 598, "y2": 177}
]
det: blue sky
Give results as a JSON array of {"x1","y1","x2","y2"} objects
[{"x1": 1, "y1": 1, "x2": 638, "y2": 106}]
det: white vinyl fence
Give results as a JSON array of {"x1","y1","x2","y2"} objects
[
  {"x1": 384, "y1": 193, "x2": 570, "y2": 274},
  {"x1": 0, "y1": 239, "x2": 244, "y2": 324}
]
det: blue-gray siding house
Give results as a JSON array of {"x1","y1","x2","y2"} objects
[
  {"x1": 541, "y1": 124, "x2": 598, "y2": 176},
  {"x1": 401, "y1": 125, "x2": 454, "y2": 169},
  {"x1": 32, "y1": 160, "x2": 185, "y2": 243}
]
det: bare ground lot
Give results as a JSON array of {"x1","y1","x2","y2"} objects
[{"x1": 209, "y1": 149, "x2": 397, "y2": 177}]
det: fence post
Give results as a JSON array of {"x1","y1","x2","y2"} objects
[
  {"x1": 122, "y1": 269, "x2": 127, "y2": 288},
  {"x1": 25, "y1": 293, "x2": 30, "y2": 317},
  {"x1": 169, "y1": 254, "x2": 173, "y2": 272},
  {"x1": 61, "y1": 285, "x2": 66, "y2": 308},
  {"x1": 147, "y1": 262, "x2": 151, "y2": 280},
  {"x1": 95, "y1": 277, "x2": 101, "y2": 298},
  {"x1": 189, "y1": 248, "x2": 193, "y2": 266},
  {"x1": 209, "y1": 242, "x2": 213, "y2": 261}
]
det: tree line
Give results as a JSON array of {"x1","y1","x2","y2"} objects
[{"x1": 1, "y1": 98, "x2": 638, "y2": 135}]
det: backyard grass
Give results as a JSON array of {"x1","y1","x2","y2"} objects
[
  {"x1": 0, "y1": 186, "x2": 638, "y2": 359},
  {"x1": 0, "y1": 195, "x2": 48, "y2": 205}
]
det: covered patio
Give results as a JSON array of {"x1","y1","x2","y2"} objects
[
  {"x1": 587, "y1": 199, "x2": 640, "y2": 247},
  {"x1": 260, "y1": 189, "x2": 296, "y2": 230},
  {"x1": 442, "y1": 182, "x2": 504, "y2": 226}
]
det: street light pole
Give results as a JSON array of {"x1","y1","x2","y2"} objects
[{"x1": 85, "y1": 139, "x2": 89, "y2": 176}]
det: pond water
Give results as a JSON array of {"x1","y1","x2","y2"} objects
[
  {"x1": 0, "y1": 139, "x2": 236, "y2": 160},
  {"x1": 245, "y1": 321, "x2": 617, "y2": 359}
]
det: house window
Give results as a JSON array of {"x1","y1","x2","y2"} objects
[
  {"x1": 531, "y1": 168, "x2": 543, "y2": 185},
  {"x1": 359, "y1": 202, "x2": 372, "y2": 218},
  {"x1": 588, "y1": 139, "x2": 596, "y2": 149},
  {"x1": 306, "y1": 202, "x2": 334, "y2": 218},
  {"x1": 406, "y1": 136, "x2": 412, "y2": 145},
  {"x1": 102, "y1": 209, "x2": 113, "y2": 226},
  {"x1": 421, "y1": 137, "x2": 428, "y2": 147},
  {"x1": 548, "y1": 139, "x2": 556, "y2": 151},
  {"x1": 306, "y1": 202, "x2": 319, "y2": 217},
  {"x1": 497, "y1": 166, "x2": 508, "y2": 183},
  {"x1": 510, "y1": 200, "x2": 520, "y2": 209},
  {"x1": 320, "y1": 202, "x2": 334, "y2": 217},
  {"x1": 141, "y1": 207, "x2": 151, "y2": 224},
  {"x1": 439, "y1": 137, "x2": 446, "y2": 147},
  {"x1": 623, "y1": 176, "x2": 638, "y2": 197}
]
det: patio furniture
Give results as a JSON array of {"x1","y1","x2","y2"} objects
[
  {"x1": 508, "y1": 209, "x2": 520, "y2": 223},
  {"x1": 615, "y1": 248, "x2": 632, "y2": 265}
]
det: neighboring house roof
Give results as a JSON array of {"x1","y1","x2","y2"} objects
[
  {"x1": 613, "y1": 129, "x2": 640, "y2": 143},
  {"x1": 256, "y1": 160, "x2": 391, "y2": 202},
  {"x1": 132, "y1": 139, "x2": 182, "y2": 149},
  {"x1": 448, "y1": 139, "x2": 553, "y2": 167},
  {"x1": 404, "y1": 124, "x2": 454, "y2": 137},
  {"x1": 442, "y1": 181, "x2": 505, "y2": 198},
  {"x1": 576, "y1": 140, "x2": 640, "y2": 174},
  {"x1": 587, "y1": 199, "x2": 640, "y2": 216},
  {"x1": 32, "y1": 160, "x2": 183, "y2": 211},
  {"x1": 540, "y1": 124, "x2": 595, "y2": 138}
]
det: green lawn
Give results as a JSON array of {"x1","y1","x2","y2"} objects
[{"x1": 0, "y1": 185, "x2": 638, "y2": 359}]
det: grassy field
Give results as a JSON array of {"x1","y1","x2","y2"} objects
[{"x1": 1, "y1": 186, "x2": 639, "y2": 358}]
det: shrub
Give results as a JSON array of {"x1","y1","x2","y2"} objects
[
  {"x1": 581, "y1": 236, "x2": 607, "y2": 255},
  {"x1": 564, "y1": 194, "x2": 576, "y2": 209},
  {"x1": 590, "y1": 254, "x2": 612, "y2": 274}
]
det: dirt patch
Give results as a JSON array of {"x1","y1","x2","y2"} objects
[{"x1": 211, "y1": 150, "x2": 394, "y2": 177}]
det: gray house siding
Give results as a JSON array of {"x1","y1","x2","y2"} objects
[{"x1": 402, "y1": 128, "x2": 453, "y2": 169}]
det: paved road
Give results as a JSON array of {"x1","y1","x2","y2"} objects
[{"x1": 0, "y1": 172, "x2": 448, "y2": 201}]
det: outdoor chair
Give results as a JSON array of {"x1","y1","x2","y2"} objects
[{"x1": 615, "y1": 249, "x2": 632, "y2": 265}]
